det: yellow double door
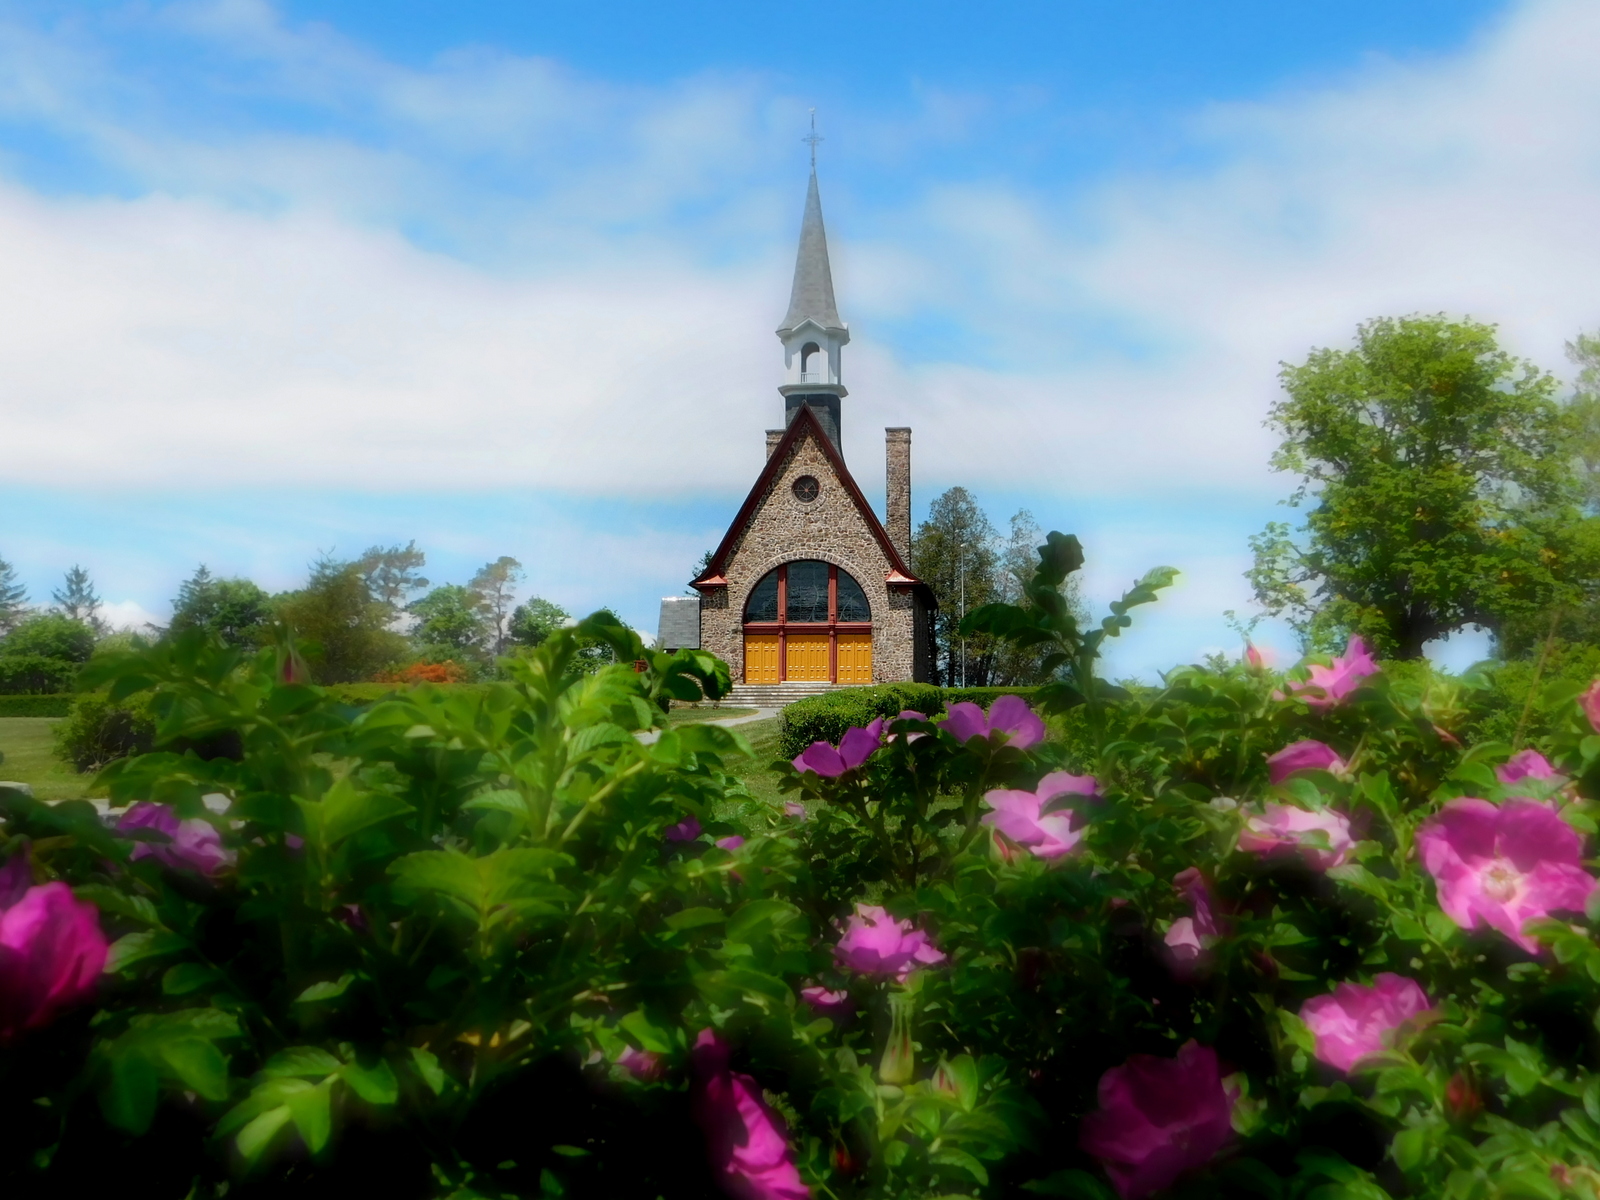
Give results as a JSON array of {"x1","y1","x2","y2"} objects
[{"x1": 743, "y1": 632, "x2": 871, "y2": 684}]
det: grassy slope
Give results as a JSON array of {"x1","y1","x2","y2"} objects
[
  {"x1": 0, "y1": 718, "x2": 91, "y2": 801},
  {"x1": 716, "y1": 717, "x2": 789, "y2": 817},
  {"x1": 662, "y1": 706, "x2": 757, "y2": 727}
]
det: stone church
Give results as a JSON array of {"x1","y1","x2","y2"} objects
[{"x1": 666, "y1": 163, "x2": 935, "y2": 690}]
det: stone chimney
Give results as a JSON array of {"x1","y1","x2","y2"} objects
[
  {"x1": 885, "y1": 427, "x2": 911, "y2": 562},
  {"x1": 766, "y1": 429, "x2": 784, "y2": 458}
]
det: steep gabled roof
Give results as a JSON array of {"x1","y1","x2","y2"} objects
[
  {"x1": 692, "y1": 404, "x2": 923, "y2": 590},
  {"x1": 777, "y1": 170, "x2": 843, "y2": 335}
]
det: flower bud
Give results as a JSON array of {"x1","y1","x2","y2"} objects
[{"x1": 878, "y1": 988, "x2": 916, "y2": 1086}]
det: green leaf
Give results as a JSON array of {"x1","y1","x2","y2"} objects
[
  {"x1": 619, "y1": 1010, "x2": 675, "y2": 1054},
  {"x1": 1022, "y1": 1168, "x2": 1116, "y2": 1198},
  {"x1": 1390, "y1": 1127, "x2": 1429, "y2": 1172},
  {"x1": 666, "y1": 907, "x2": 726, "y2": 932},
  {"x1": 342, "y1": 1059, "x2": 399, "y2": 1106},
  {"x1": 294, "y1": 974, "x2": 355, "y2": 1004},
  {"x1": 725, "y1": 899, "x2": 800, "y2": 944},
  {"x1": 295, "y1": 775, "x2": 412, "y2": 850},
  {"x1": 285, "y1": 1079, "x2": 334, "y2": 1155},
  {"x1": 100, "y1": 1052, "x2": 161, "y2": 1134},
  {"x1": 390, "y1": 847, "x2": 569, "y2": 921},
  {"x1": 263, "y1": 1047, "x2": 343, "y2": 1078},
  {"x1": 410, "y1": 1047, "x2": 448, "y2": 1095},
  {"x1": 106, "y1": 929, "x2": 188, "y2": 974},
  {"x1": 235, "y1": 1105, "x2": 295, "y2": 1166},
  {"x1": 162, "y1": 962, "x2": 220, "y2": 996},
  {"x1": 462, "y1": 789, "x2": 531, "y2": 820},
  {"x1": 157, "y1": 1038, "x2": 231, "y2": 1102}
]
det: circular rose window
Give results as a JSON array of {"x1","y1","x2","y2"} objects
[{"x1": 791, "y1": 475, "x2": 820, "y2": 502}]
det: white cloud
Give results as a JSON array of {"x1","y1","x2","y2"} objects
[
  {"x1": 1, "y1": 0, "x2": 1594, "y2": 509},
  {"x1": 99, "y1": 599, "x2": 164, "y2": 631}
]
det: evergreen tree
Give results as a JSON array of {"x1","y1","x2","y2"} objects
[
  {"x1": 52, "y1": 565, "x2": 104, "y2": 634},
  {"x1": 469, "y1": 557, "x2": 525, "y2": 657},
  {"x1": 989, "y1": 509, "x2": 1089, "y2": 685},
  {"x1": 170, "y1": 565, "x2": 273, "y2": 648},
  {"x1": 909, "y1": 487, "x2": 1000, "y2": 686},
  {"x1": 507, "y1": 598, "x2": 570, "y2": 649},
  {"x1": 356, "y1": 542, "x2": 429, "y2": 617},
  {"x1": 0, "y1": 555, "x2": 27, "y2": 635},
  {"x1": 274, "y1": 556, "x2": 407, "y2": 683},
  {"x1": 409, "y1": 585, "x2": 492, "y2": 667}
]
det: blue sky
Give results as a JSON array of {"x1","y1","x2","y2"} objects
[{"x1": 1, "y1": 0, "x2": 1595, "y2": 677}]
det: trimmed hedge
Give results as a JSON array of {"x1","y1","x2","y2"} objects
[
  {"x1": 0, "y1": 694, "x2": 76, "y2": 718},
  {"x1": 777, "y1": 684, "x2": 1038, "y2": 759},
  {"x1": 0, "y1": 654, "x2": 79, "y2": 695},
  {"x1": 324, "y1": 682, "x2": 492, "y2": 706}
]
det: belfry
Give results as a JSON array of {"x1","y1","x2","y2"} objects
[{"x1": 683, "y1": 146, "x2": 936, "y2": 694}]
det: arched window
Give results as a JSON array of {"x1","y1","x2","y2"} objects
[
  {"x1": 799, "y1": 342, "x2": 823, "y2": 382},
  {"x1": 742, "y1": 561, "x2": 872, "y2": 625}
]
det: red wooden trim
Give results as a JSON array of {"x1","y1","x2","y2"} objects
[
  {"x1": 689, "y1": 404, "x2": 924, "y2": 589},
  {"x1": 743, "y1": 621, "x2": 871, "y2": 633},
  {"x1": 829, "y1": 628, "x2": 838, "y2": 683}
]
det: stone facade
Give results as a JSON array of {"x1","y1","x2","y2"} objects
[
  {"x1": 885, "y1": 427, "x2": 911, "y2": 562},
  {"x1": 696, "y1": 409, "x2": 930, "y2": 684}
]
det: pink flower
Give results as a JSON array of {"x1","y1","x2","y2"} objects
[
  {"x1": 1163, "y1": 869, "x2": 1226, "y2": 980},
  {"x1": 692, "y1": 1030, "x2": 810, "y2": 1200},
  {"x1": 0, "y1": 879, "x2": 109, "y2": 1042},
  {"x1": 799, "y1": 985, "x2": 852, "y2": 1019},
  {"x1": 616, "y1": 1045, "x2": 665, "y2": 1080},
  {"x1": 1416, "y1": 798, "x2": 1597, "y2": 954},
  {"x1": 116, "y1": 802, "x2": 235, "y2": 877},
  {"x1": 1496, "y1": 750, "x2": 1563, "y2": 792},
  {"x1": 1266, "y1": 740, "x2": 1345, "y2": 784},
  {"x1": 781, "y1": 801, "x2": 807, "y2": 820},
  {"x1": 981, "y1": 772, "x2": 1098, "y2": 861},
  {"x1": 1079, "y1": 1040, "x2": 1236, "y2": 1199},
  {"x1": 1299, "y1": 974, "x2": 1434, "y2": 1074},
  {"x1": 886, "y1": 710, "x2": 932, "y2": 742},
  {"x1": 941, "y1": 695, "x2": 1045, "y2": 750},
  {"x1": 833, "y1": 903, "x2": 947, "y2": 981},
  {"x1": 792, "y1": 719, "x2": 884, "y2": 777},
  {"x1": 1245, "y1": 643, "x2": 1266, "y2": 670},
  {"x1": 665, "y1": 816, "x2": 703, "y2": 843},
  {"x1": 1276, "y1": 635, "x2": 1378, "y2": 710},
  {"x1": 1238, "y1": 804, "x2": 1354, "y2": 870},
  {"x1": 1582, "y1": 681, "x2": 1600, "y2": 733},
  {"x1": 716, "y1": 836, "x2": 746, "y2": 852}
]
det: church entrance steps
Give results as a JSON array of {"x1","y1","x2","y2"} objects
[{"x1": 722, "y1": 682, "x2": 854, "y2": 707}]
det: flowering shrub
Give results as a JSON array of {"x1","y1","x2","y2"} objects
[
  {"x1": 8, "y1": 537, "x2": 1600, "y2": 1199},
  {"x1": 375, "y1": 660, "x2": 470, "y2": 685}
]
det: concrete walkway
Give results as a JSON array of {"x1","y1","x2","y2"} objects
[{"x1": 636, "y1": 707, "x2": 779, "y2": 745}]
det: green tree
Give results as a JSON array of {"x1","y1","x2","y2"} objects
[
  {"x1": 1248, "y1": 314, "x2": 1594, "y2": 658},
  {"x1": 408, "y1": 584, "x2": 491, "y2": 668},
  {"x1": 169, "y1": 566, "x2": 273, "y2": 648},
  {"x1": 274, "y1": 556, "x2": 407, "y2": 683},
  {"x1": 356, "y1": 541, "x2": 429, "y2": 617},
  {"x1": 989, "y1": 509, "x2": 1088, "y2": 685},
  {"x1": 507, "y1": 597, "x2": 570, "y2": 649},
  {"x1": 469, "y1": 557, "x2": 524, "y2": 657},
  {"x1": 0, "y1": 555, "x2": 27, "y2": 635},
  {"x1": 909, "y1": 487, "x2": 1000, "y2": 686},
  {"x1": 1, "y1": 614, "x2": 96, "y2": 662},
  {"x1": 52, "y1": 565, "x2": 104, "y2": 634},
  {"x1": 1566, "y1": 330, "x2": 1600, "y2": 511}
]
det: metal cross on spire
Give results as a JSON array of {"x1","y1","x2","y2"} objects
[{"x1": 802, "y1": 108, "x2": 823, "y2": 170}]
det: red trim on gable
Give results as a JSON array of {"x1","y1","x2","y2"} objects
[{"x1": 692, "y1": 404, "x2": 926, "y2": 592}]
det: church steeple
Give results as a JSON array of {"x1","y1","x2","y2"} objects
[
  {"x1": 779, "y1": 169, "x2": 843, "y2": 334},
  {"x1": 776, "y1": 113, "x2": 849, "y2": 451}
]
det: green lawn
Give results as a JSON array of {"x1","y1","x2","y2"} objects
[
  {"x1": 662, "y1": 706, "x2": 757, "y2": 727},
  {"x1": 0, "y1": 717, "x2": 92, "y2": 802}
]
